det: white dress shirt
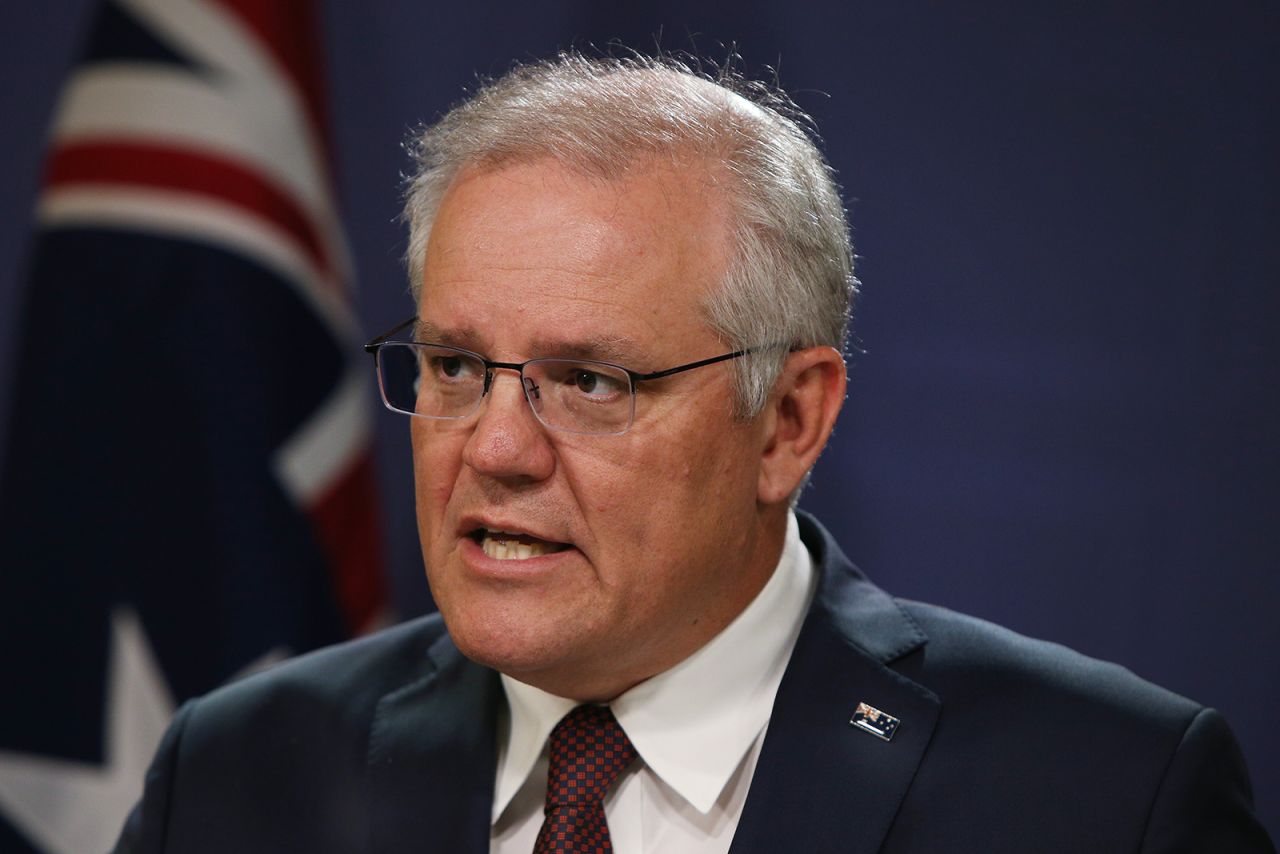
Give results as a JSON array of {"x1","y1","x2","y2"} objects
[{"x1": 490, "y1": 512, "x2": 816, "y2": 854}]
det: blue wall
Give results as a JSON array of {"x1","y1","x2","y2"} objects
[{"x1": 2, "y1": 0, "x2": 1276, "y2": 837}]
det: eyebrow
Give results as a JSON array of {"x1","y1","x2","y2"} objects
[
  {"x1": 413, "y1": 319, "x2": 457, "y2": 345},
  {"x1": 528, "y1": 334, "x2": 640, "y2": 364},
  {"x1": 414, "y1": 320, "x2": 642, "y2": 365}
]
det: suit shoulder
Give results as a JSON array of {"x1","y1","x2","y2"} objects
[
  {"x1": 873, "y1": 601, "x2": 1273, "y2": 850},
  {"x1": 896, "y1": 599, "x2": 1202, "y2": 732},
  {"x1": 184, "y1": 613, "x2": 452, "y2": 736}
]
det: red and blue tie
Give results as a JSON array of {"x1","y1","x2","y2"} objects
[{"x1": 533, "y1": 704, "x2": 637, "y2": 853}]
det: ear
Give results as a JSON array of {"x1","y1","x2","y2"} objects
[{"x1": 757, "y1": 347, "x2": 847, "y2": 506}]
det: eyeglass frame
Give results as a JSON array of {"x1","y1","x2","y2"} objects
[{"x1": 363, "y1": 316, "x2": 765, "y2": 433}]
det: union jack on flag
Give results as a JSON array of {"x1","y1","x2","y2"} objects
[{"x1": 0, "y1": 1, "x2": 387, "y2": 851}]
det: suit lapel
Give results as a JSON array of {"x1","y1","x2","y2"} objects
[
  {"x1": 367, "y1": 632, "x2": 502, "y2": 854},
  {"x1": 730, "y1": 515, "x2": 940, "y2": 854}
]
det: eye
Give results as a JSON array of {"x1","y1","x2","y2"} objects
[
  {"x1": 423, "y1": 350, "x2": 478, "y2": 383},
  {"x1": 568, "y1": 368, "x2": 626, "y2": 398}
]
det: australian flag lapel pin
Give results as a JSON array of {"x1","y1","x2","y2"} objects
[{"x1": 850, "y1": 701, "x2": 900, "y2": 741}]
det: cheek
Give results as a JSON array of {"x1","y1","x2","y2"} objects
[
  {"x1": 567, "y1": 435, "x2": 713, "y2": 540},
  {"x1": 411, "y1": 423, "x2": 466, "y2": 525}
]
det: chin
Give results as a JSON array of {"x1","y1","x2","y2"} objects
[{"x1": 440, "y1": 605, "x2": 559, "y2": 674}]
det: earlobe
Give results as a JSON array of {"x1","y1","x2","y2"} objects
[{"x1": 757, "y1": 347, "x2": 847, "y2": 505}]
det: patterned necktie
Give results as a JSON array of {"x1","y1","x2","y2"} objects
[{"x1": 533, "y1": 704, "x2": 637, "y2": 853}]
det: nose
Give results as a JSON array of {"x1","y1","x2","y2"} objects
[{"x1": 461, "y1": 368, "x2": 555, "y2": 482}]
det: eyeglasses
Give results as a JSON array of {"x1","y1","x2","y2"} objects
[{"x1": 364, "y1": 317, "x2": 755, "y2": 435}]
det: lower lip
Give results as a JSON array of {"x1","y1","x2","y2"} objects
[{"x1": 459, "y1": 536, "x2": 580, "y2": 580}]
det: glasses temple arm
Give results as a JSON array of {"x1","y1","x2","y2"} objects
[
  {"x1": 633, "y1": 348, "x2": 753, "y2": 382},
  {"x1": 364, "y1": 316, "x2": 417, "y2": 353}
]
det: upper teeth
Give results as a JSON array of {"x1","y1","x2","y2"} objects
[{"x1": 481, "y1": 531, "x2": 555, "y2": 561}]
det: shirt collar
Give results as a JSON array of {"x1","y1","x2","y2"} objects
[{"x1": 492, "y1": 512, "x2": 815, "y2": 820}]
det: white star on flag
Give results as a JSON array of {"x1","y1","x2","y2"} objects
[
  {"x1": 0, "y1": 609, "x2": 173, "y2": 854},
  {"x1": 0, "y1": 610, "x2": 290, "y2": 853}
]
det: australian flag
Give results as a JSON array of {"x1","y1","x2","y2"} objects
[{"x1": 0, "y1": 1, "x2": 387, "y2": 851}]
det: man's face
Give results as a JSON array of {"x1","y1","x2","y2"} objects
[{"x1": 412, "y1": 158, "x2": 781, "y2": 700}]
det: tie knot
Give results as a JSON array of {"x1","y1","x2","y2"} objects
[{"x1": 544, "y1": 704, "x2": 637, "y2": 807}]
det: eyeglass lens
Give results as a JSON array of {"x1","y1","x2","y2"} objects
[{"x1": 375, "y1": 343, "x2": 636, "y2": 435}]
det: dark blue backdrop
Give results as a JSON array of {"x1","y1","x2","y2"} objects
[{"x1": 1, "y1": 0, "x2": 1276, "y2": 839}]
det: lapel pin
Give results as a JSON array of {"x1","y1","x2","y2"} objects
[{"x1": 850, "y1": 701, "x2": 900, "y2": 741}]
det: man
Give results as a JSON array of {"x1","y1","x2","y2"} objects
[{"x1": 115, "y1": 54, "x2": 1274, "y2": 853}]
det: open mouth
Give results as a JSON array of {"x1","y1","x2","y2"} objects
[{"x1": 468, "y1": 528, "x2": 572, "y2": 561}]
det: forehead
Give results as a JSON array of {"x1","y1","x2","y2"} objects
[{"x1": 419, "y1": 157, "x2": 732, "y2": 359}]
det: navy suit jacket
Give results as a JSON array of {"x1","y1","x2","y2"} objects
[{"x1": 115, "y1": 514, "x2": 1274, "y2": 852}]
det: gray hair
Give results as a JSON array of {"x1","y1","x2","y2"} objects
[{"x1": 402, "y1": 52, "x2": 856, "y2": 419}]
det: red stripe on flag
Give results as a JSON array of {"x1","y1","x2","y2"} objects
[
  {"x1": 44, "y1": 141, "x2": 337, "y2": 285},
  {"x1": 307, "y1": 450, "x2": 387, "y2": 635},
  {"x1": 209, "y1": 0, "x2": 332, "y2": 167}
]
